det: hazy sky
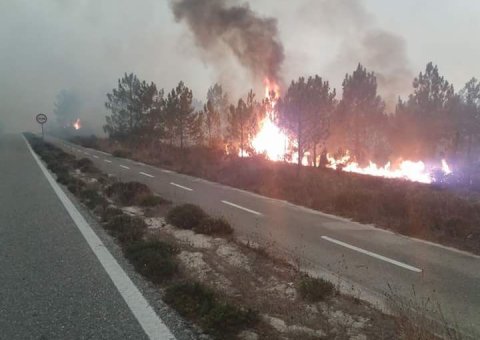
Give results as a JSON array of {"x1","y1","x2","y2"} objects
[{"x1": 1, "y1": 0, "x2": 479, "y2": 133}]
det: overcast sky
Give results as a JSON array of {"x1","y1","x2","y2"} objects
[{"x1": 1, "y1": 0, "x2": 479, "y2": 133}]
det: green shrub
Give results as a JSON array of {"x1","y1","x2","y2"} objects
[
  {"x1": 79, "y1": 189, "x2": 106, "y2": 209},
  {"x1": 297, "y1": 274, "x2": 335, "y2": 302},
  {"x1": 166, "y1": 204, "x2": 207, "y2": 230},
  {"x1": 202, "y1": 303, "x2": 258, "y2": 337},
  {"x1": 124, "y1": 240, "x2": 178, "y2": 283},
  {"x1": 104, "y1": 214, "x2": 146, "y2": 246},
  {"x1": 112, "y1": 149, "x2": 132, "y2": 158},
  {"x1": 139, "y1": 194, "x2": 168, "y2": 207},
  {"x1": 101, "y1": 206, "x2": 124, "y2": 222},
  {"x1": 194, "y1": 217, "x2": 233, "y2": 236},
  {"x1": 105, "y1": 181, "x2": 152, "y2": 206},
  {"x1": 56, "y1": 172, "x2": 72, "y2": 185},
  {"x1": 75, "y1": 158, "x2": 98, "y2": 173},
  {"x1": 67, "y1": 178, "x2": 86, "y2": 195},
  {"x1": 164, "y1": 282, "x2": 257, "y2": 338}
]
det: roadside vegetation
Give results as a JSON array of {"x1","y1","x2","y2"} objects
[
  {"x1": 64, "y1": 64, "x2": 480, "y2": 256},
  {"x1": 27, "y1": 133, "x2": 464, "y2": 339}
]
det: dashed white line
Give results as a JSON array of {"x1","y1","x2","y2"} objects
[
  {"x1": 170, "y1": 182, "x2": 193, "y2": 191},
  {"x1": 104, "y1": 159, "x2": 112, "y2": 163},
  {"x1": 321, "y1": 236, "x2": 422, "y2": 273},
  {"x1": 161, "y1": 169, "x2": 173, "y2": 174},
  {"x1": 93, "y1": 155, "x2": 99, "y2": 159},
  {"x1": 120, "y1": 165, "x2": 130, "y2": 170},
  {"x1": 140, "y1": 171, "x2": 154, "y2": 178},
  {"x1": 24, "y1": 136, "x2": 176, "y2": 340},
  {"x1": 221, "y1": 200, "x2": 263, "y2": 216}
]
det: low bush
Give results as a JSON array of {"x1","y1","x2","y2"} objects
[
  {"x1": 79, "y1": 189, "x2": 106, "y2": 209},
  {"x1": 124, "y1": 240, "x2": 178, "y2": 284},
  {"x1": 56, "y1": 172, "x2": 73, "y2": 185},
  {"x1": 194, "y1": 217, "x2": 233, "y2": 236},
  {"x1": 139, "y1": 194, "x2": 168, "y2": 207},
  {"x1": 104, "y1": 214, "x2": 146, "y2": 246},
  {"x1": 67, "y1": 178, "x2": 87, "y2": 195},
  {"x1": 75, "y1": 158, "x2": 98, "y2": 173},
  {"x1": 101, "y1": 206, "x2": 124, "y2": 222},
  {"x1": 164, "y1": 281, "x2": 257, "y2": 338},
  {"x1": 297, "y1": 274, "x2": 335, "y2": 302},
  {"x1": 105, "y1": 181, "x2": 152, "y2": 206},
  {"x1": 166, "y1": 204, "x2": 207, "y2": 230},
  {"x1": 112, "y1": 149, "x2": 132, "y2": 158}
]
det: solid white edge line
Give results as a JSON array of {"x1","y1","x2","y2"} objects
[
  {"x1": 321, "y1": 236, "x2": 422, "y2": 273},
  {"x1": 170, "y1": 182, "x2": 193, "y2": 191},
  {"x1": 120, "y1": 165, "x2": 130, "y2": 170},
  {"x1": 139, "y1": 171, "x2": 154, "y2": 178},
  {"x1": 221, "y1": 200, "x2": 263, "y2": 216},
  {"x1": 24, "y1": 136, "x2": 176, "y2": 340},
  {"x1": 104, "y1": 159, "x2": 112, "y2": 163}
]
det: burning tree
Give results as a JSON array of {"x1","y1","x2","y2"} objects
[
  {"x1": 227, "y1": 90, "x2": 260, "y2": 157},
  {"x1": 276, "y1": 76, "x2": 336, "y2": 167}
]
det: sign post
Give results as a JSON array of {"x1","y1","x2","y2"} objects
[{"x1": 35, "y1": 113, "x2": 48, "y2": 140}]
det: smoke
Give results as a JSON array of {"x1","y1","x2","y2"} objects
[
  {"x1": 298, "y1": 0, "x2": 413, "y2": 111},
  {"x1": 170, "y1": 0, "x2": 285, "y2": 85}
]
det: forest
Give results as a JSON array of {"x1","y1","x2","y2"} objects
[{"x1": 99, "y1": 62, "x2": 480, "y2": 187}]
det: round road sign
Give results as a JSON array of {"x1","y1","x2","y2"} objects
[{"x1": 36, "y1": 113, "x2": 47, "y2": 124}]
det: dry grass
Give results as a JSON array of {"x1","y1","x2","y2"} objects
[{"x1": 91, "y1": 138, "x2": 480, "y2": 255}]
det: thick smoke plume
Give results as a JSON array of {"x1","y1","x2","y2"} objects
[
  {"x1": 300, "y1": 0, "x2": 413, "y2": 110},
  {"x1": 171, "y1": 0, "x2": 285, "y2": 84}
]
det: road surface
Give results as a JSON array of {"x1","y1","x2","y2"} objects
[
  {"x1": 0, "y1": 134, "x2": 178, "y2": 339},
  {"x1": 53, "y1": 136, "x2": 480, "y2": 338}
]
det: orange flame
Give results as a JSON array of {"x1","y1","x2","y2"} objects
[
  {"x1": 73, "y1": 118, "x2": 81, "y2": 130},
  {"x1": 248, "y1": 79, "x2": 452, "y2": 183}
]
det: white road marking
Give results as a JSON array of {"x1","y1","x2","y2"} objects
[
  {"x1": 104, "y1": 159, "x2": 112, "y2": 163},
  {"x1": 321, "y1": 236, "x2": 422, "y2": 273},
  {"x1": 93, "y1": 155, "x2": 99, "y2": 159},
  {"x1": 140, "y1": 171, "x2": 154, "y2": 178},
  {"x1": 96, "y1": 150, "x2": 111, "y2": 156},
  {"x1": 161, "y1": 169, "x2": 173, "y2": 174},
  {"x1": 120, "y1": 165, "x2": 130, "y2": 170},
  {"x1": 170, "y1": 182, "x2": 193, "y2": 191},
  {"x1": 221, "y1": 200, "x2": 263, "y2": 216},
  {"x1": 24, "y1": 136, "x2": 176, "y2": 340}
]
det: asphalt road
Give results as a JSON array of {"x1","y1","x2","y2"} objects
[
  {"x1": 53, "y1": 136, "x2": 480, "y2": 338},
  {"x1": 0, "y1": 134, "x2": 176, "y2": 340}
]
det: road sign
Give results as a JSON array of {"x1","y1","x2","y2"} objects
[
  {"x1": 35, "y1": 113, "x2": 47, "y2": 139},
  {"x1": 36, "y1": 113, "x2": 47, "y2": 124}
]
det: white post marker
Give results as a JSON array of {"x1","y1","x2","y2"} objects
[
  {"x1": 23, "y1": 136, "x2": 176, "y2": 340},
  {"x1": 321, "y1": 236, "x2": 422, "y2": 273}
]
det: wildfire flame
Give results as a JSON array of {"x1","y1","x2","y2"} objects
[
  {"x1": 73, "y1": 118, "x2": 81, "y2": 130},
  {"x1": 249, "y1": 79, "x2": 453, "y2": 184},
  {"x1": 251, "y1": 79, "x2": 287, "y2": 160}
]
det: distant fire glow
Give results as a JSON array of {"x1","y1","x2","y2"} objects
[
  {"x1": 73, "y1": 118, "x2": 81, "y2": 130},
  {"x1": 249, "y1": 79, "x2": 452, "y2": 184}
]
